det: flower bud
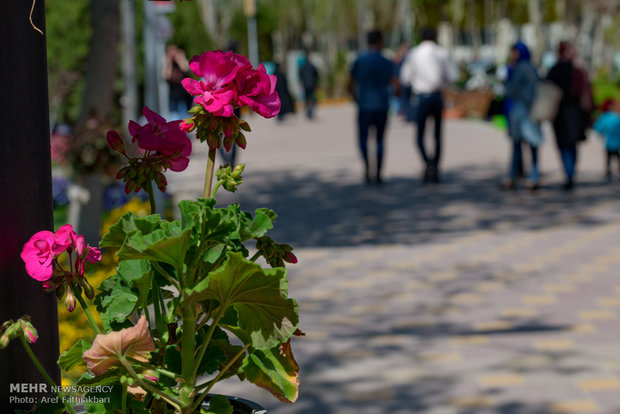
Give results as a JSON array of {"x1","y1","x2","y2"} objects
[
  {"x1": 236, "y1": 133, "x2": 247, "y2": 149},
  {"x1": 0, "y1": 333, "x2": 9, "y2": 349},
  {"x1": 231, "y1": 164, "x2": 245, "y2": 179},
  {"x1": 180, "y1": 119, "x2": 195, "y2": 133},
  {"x1": 141, "y1": 369, "x2": 159, "y2": 383},
  {"x1": 283, "y1": 252, "x2": 298, "y2": 264},
  {"x1": 223, "y1": 179, "x2": 238, "y2": 192},
  {"x1": 42, "y1": 280, "x2": 55, "y2": 291},
  {"x1": 65, "y1": 290, "x2": 76, "y2": 312},
  {"x1": 106, "y1": 130, "x2": 126, "y2": 155},
  {"x1": 19, "y1": 320, "x2": 38, "y2": 344},
  {"x1": 239, "y1": 120, "x2": 251, "y2": 132},
  {"x1": 55, "y1": 284, "x2": 66, "y2": 301},
  {"x1": 82, "y1": 280, "x2": 95, "y2": 300}
]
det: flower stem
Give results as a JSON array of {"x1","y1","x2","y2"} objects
[
  {"x1": 180, "y1": 302, "x2": 197, "y2": 406},
  {"x1": 249, "y1": 251, "x2": 261, "y2": 262},
  {"x1": 19, "y1": 336, "x2": 76, "y2": 414},
  {"x1": 210, "y1": 180, "x2": 223, "y2": 199},
  {"x1": 203, "y1": 149, "x2": 216, "y2": 199},
  {"x1": 75, "y1": 291, "x2": 102, "y2": 335},
  {"x1": 126, "y1": 356, "x2": 178, "y2": 379},
  {"x1": 151, "y1": 262, "x2": 181, "y2": 291},
  {"x1": 145, "y1": 180, "x2": 157, "y2": 215},
  {"x1": 121, "y1": 384, "x2": 128, "y2": 414}
]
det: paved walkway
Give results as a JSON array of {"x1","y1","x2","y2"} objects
[{"x1": 169, "y1": 104, "x2": 620, "y2": 414}]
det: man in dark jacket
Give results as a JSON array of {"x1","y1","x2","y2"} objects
[{"x1": 299, "y1": 51, "x2": 319, "y2": 119}]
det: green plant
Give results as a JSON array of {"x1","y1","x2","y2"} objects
[{"x1": 3, "y1": 49, "x2": 301, "y2": 414}]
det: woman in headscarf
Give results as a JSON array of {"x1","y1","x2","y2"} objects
[
  {"x1": 502, "y1": 42, "x2": 544, "y2": 191},
  {"x1": 547, "y1": 41, "x2": 593, "y2": 191}
]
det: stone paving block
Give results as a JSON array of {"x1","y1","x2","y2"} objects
[
  {"x1": 578, "y1": 310, "x2": 616, "y2": 321},
  {"x1": 522, "y1": 295, "x2": 558, "y2": 305},
  {"x1": 478, "y1": 373, "x2": 525, "y2": 388},
  {"x1": 549, "y1": 400, "x2": 601, "y2": 413},
  {"x1": 577, "y1": 377, "x2": 620, "y2": 391}
]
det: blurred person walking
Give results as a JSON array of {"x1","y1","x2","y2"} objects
[
  {"x1": 299, "y1": 51, "x2": 319, "y2": 119},
  {"x1": 547, "y1": 40, "x2": 593, "y2": 191},
  {"x1": 501, "y1": 42, "x2": 544, "y2": 191},
  {"x1": 274, "y1": 62, "x2": 296, "y2": 123},
  {"x1": 399, "y1": 28, "x2": 457, "y2": 184},
  {"x1": 593, "y1": 99, "x2": 620, "y2": 181},
  {"x1": 164, "y1": 44, "x2": 193, "y2": 120},
  {"x1": 349, "y1": 30, "x2": 398, "y2": 185}
]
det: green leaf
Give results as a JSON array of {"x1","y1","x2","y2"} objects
[
  {"x1": 195, "y1": 327, "x2": 233, "y2": 376},
  {"x1": 179, "y1": 199, "x2": 236, "y2": 245},
  {"x1": 164, "y1": 345, "x2": 182, "y2": 375},
  {"x1": 118, "y1": 220, "x2": 192, "y2": 269},
  {"x1": 100, "y1": 282, "x2": 138, "y2": 329},
  {"x1": 197, "y1": 342, "x2": 228, "y2": 376},
  {"x1": 204, "y1": 394, "x2": 233, "y2": 414},
  {"x1": 248, "y1": 209, "x2": 274, "y2": 238},
  {"x1": 203, "y1": 244, "x2": 227, "y2": 265},
  {"x1": 58, "y1": 339, "x2": 91, "y2": 371},
  {"x1": 100, "y1": 212, "x2": 161, "y2": 249},
  {"x1": 117, "y1": 259, "x2": 152, "y2": 307},
  {"x1": 187, "y1": 252, "x2": 298, "y2": 349},
  {"x1": 243, "y1": 341, "x2": 299, "y2": 403}
]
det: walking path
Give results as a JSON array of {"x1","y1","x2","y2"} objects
[{"x1": 168, "y1": 104, "x2": 620, "y2": 414}]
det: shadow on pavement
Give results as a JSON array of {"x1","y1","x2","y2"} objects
[{"x1": 220, "y1": 163, "x2": 620, "y2": 248}]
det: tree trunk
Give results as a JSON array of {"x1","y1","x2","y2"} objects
[
  {"x1": 80, "y1": 0, "x2": 120, "y2": 123},
  {"x1": 0, "y1": 1, "x2": 60, "y2": 411},
  {"x1": 74, "y1": 0, "x2": 120, "y2": 245},
  {"x1": 527, "y1": 0, "x2": 544, "y2": 65}
]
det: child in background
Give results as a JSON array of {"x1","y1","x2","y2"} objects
[{"x1": 593, "y1": 99, "x2": 620, "y2": 181}]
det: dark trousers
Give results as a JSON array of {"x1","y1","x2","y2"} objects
[
  {"x1": 304, "y1": 87, "x2": 316, "y2": 119},
  {"x1": 558, "y1": 144, "x2": 577, "y2": 181},
  {"x1": 358, "y1": 109, "x2": 388, "y2": 178},
  {"x1": 605, "y1": 150, "x2": 619, "y2": 175},
  {"x1": 416, "y1": 91, "x2": 443, "y2": 166}
]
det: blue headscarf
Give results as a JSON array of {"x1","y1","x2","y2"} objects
[{"x1": 513, "y1": 41, "x2": 531, "y2": 62}]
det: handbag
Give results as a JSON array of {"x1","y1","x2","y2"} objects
[{"x1": 530, "y1": 80, "x2": 563, "y2": 122}]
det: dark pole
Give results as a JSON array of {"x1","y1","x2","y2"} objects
[{"x1": 0, "y1": 0, "x2": 60, "y2": 411}]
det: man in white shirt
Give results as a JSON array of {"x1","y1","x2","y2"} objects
[{"x1": 400, "y1": 28, "x2": 458, "y2": 183}]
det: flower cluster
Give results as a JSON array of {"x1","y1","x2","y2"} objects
[
  {"x1": 0, "y1": 317, "x2": 38, "y2": 349},
  {"x1": 255, "y1": 236, "x2": 298, "y2": 268},
  {"x1": 107, "y1": 106, "x2": 192, "y2": 194},
  {"x1": 20, "y1": 224, "x2": 102, "y2": 311},
  {"x1": 180, "y1": 50, "x2": 280, "y2": 150}
]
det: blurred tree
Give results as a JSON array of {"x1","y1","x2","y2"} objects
[
  {"x1": 46, "y1": 0, "x2": 91, "y2": 126},
  {"x1": 169, "y1": 0, "x2": 215, "y2": 57}
]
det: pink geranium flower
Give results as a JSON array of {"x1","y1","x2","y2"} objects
[
  {"x1": 20, "y1": 224, "x2": 102, "y2": 283},
  {"x1": 128, "y1": 107, "x2": 192, "y2": 172},
  {"x1": 83, "y1": 316, "x2": 155, "y2": 376},
  {"x1": 182, "y1": 51, "x2": 241, "y2": 117},
  {"x1": 20, "y1": 231, "x2": 56, "y2": 281},
  {"x1": 235, "y1": 64, "x2": 281, "y2": 118}
]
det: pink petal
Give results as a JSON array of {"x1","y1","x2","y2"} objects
[
  {"x1": 142, "y1": 106, "x2": 166, "y2": 126},
  {"x1": 168, "y1": 156, "x2": 190, "y2": 172},
  {"x1": 181, "y1": 78, "x2": 204, "y2": 96},
  {"x1": 86, "y1": 246, "x2": 102, "y2": 263},
  {"x1": 83, "y1": 316, "x2": 155, "y2": 376}
]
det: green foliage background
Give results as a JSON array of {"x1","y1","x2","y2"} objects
[{"x1": 46, "y1": 0, "x2": 91, "y2": 126}]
